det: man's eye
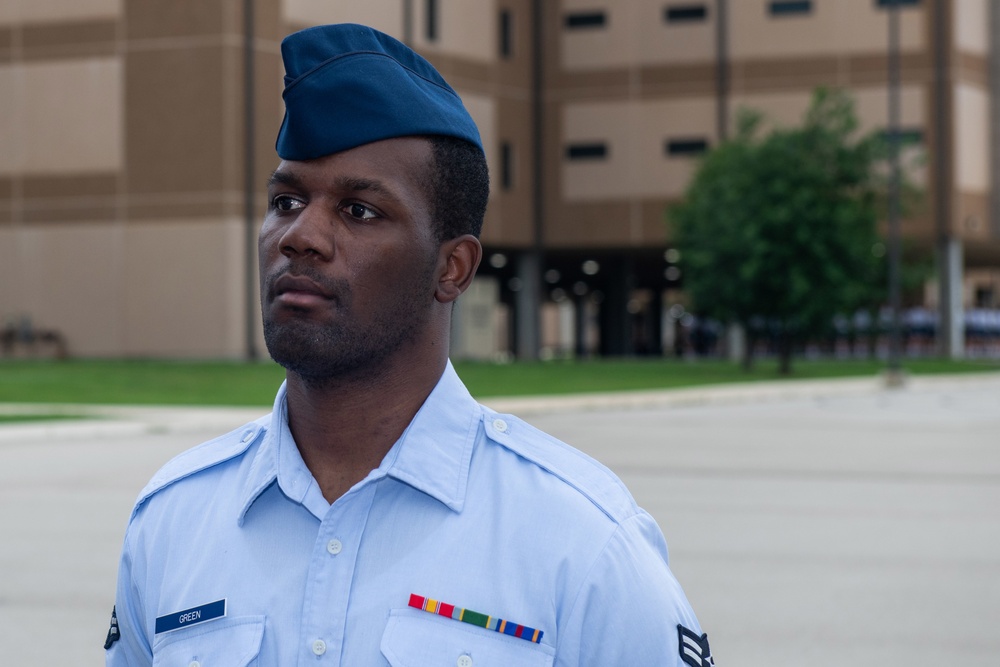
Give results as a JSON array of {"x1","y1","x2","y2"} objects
[
  {"x1": 272, "y1": 195, "x2": 303, "y2": 212},
  {"x1": 345, "y1": 203, "x2": 378, "y2": 220}
]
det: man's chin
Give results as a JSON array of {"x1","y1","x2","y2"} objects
[
  {"x1": 265, "y1": 321, "x2": 326, "y2": 365},
  {"x1": 263, "y1": 321, "x2": 366, "y2": 384}
]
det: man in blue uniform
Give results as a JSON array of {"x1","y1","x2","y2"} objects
[{"x1": 105, "y1": 23, "x2": 713, "y2": 667}]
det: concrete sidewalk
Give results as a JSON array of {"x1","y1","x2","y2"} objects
[{"x1": 1, "y1": 371, "x2": 998, "y2": 665}]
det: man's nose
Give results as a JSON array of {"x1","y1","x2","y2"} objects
[{"x1": 278, "y1": 206, "x2": 333, "y2": 260}]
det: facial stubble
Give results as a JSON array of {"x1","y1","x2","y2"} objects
[{"x1": 262, "y1": 259, "x2": 438, "y2": 387}]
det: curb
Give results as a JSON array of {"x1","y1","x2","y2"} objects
[
  {"x1": 2, "y1": 371, "x2": 998, "y2": 441},
  {"x1": 483, "y1": 371, "x2": 1000, "y2": 416}
]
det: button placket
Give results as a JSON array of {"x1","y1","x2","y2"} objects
[{"x1": 300, "y1": 482, "x2": 379, "y2": 664}]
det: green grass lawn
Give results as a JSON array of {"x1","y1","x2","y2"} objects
[
  {"x1": 0, "y1": 413, "x2": 91, "y2": 423},
  {"x1": 0, "y1": 356, "x2": 997, "y2": 407}
]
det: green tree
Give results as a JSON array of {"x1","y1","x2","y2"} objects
[{"x1": 670, "y1": 88, "x2": 888, "y2": 374}]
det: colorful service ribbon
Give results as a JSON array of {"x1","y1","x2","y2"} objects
[{"x1": 408, "y1": 594, "x2": 544, "y2": 644}]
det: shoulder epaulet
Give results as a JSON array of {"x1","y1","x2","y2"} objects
[
  {"x1": 480, "y1": 408, "x2": 639, "y2": 524},
  {"x1": 130, "y1": 415, "x2": 269, "y2": 520}
]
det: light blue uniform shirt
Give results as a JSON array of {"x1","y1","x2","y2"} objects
[{"x1": 107, "y1": 363, "x2": 707, "y2": 666}]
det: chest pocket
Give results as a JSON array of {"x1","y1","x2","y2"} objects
[
  {"x1": 381, "y1": 609, "x2": 554, "y2": 667},
  {"x1": 152, "y1": 616, "x2": 264, "y2": 667}
]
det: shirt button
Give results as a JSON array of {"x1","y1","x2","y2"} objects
[
  {"x1": 492, "y1": 418, "x2": 508, "y2": 433},
  {"x1": 457, "y1": 655, "x2": 473, "y2": 667},
  {"x1": 326, "y1": 539, "x2": 343, "y2": 555},
  {"x1": 241, "y1": 429, "x2": 255, "y2": 443},
  {"x1": 312, "y1": 639, "x2": 327, "y2": 656},
  {"x1": 189, "y1": 662, "x2": 201, "y2": 667}
]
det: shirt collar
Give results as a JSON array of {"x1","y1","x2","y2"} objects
[
  {"x1": 237, "y1": 361, "x2": 480, "y2": 524},
  {"x1": 382, "y1": 361, "x2": 479, "y2": 512},
  {"x1": 237, "y1": 383, "x2": 290, "y2": 525}
]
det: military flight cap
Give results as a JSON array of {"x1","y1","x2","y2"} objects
[{"x1": 276, "y1": 23, "x2": 483, "y2": 161}]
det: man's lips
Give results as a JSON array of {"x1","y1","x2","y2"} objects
[{"x1": 272, "y1": 274, "x2": 333, "y2": 308}]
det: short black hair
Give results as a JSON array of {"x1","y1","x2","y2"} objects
[{"x1": 427, "y1": 135, "x2": 490, "y2": 241}]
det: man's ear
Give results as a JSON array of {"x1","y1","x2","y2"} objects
[{"x1": 435, "y1": 234, "x2": 483, "y2": 304}]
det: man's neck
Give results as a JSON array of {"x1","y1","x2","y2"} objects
[{"x1": 283, "y1": 358, "x2": 446, "y2": 504}]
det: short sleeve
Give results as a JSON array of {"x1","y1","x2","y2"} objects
[
  {"x1": 555, "y1": 510, "x2": 708, "y2": 666},
  {"x1": 106, "y1": 522, "x2": 153, "y2": 666}
]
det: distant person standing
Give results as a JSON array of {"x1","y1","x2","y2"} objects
[{"x1": 105, "y1": 24, "x2": 712, "y2": 666}]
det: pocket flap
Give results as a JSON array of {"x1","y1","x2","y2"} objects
[
  {"x1": 152, "y1": 616, "x2": 265, "y2": 667},
  {"x1": 381, "y1": 609, "x2": 554, "y2": 667}
]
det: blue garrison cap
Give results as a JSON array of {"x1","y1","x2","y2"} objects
[{"x1": 276, "y1": 23, "x2": 483, "y2": 160}]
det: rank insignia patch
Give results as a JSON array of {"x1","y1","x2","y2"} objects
[
  {"x1": 678, "y1": 624, "x2": 715, "y2": 667},
  {"x1": 104, "y1": 606, "x2": 120, "y2": 650}
]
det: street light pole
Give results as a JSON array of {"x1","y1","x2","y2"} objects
[
  {"x1": 403, "y1": 0, "x2": 413, "y2": 45},
  {"x1": 716, "y1": 0, "x2": 728, "y2": 143},
  {"x1": 886, "y1": 1, "x2": 903, "y2": 382},
  {"x1": 243, "y1": 0, "x2": 258, "y2": 361}
]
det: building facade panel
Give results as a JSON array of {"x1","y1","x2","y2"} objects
[
  {"x1": 0, "y1": 65, "x2": 21, "y2": 173},
  {"x1": 124, "y1": 0, "x2": 224, "y2": 40},
  {"x1": 0, "y1": 222, "x2": 124, "y2": 355},
  {"x1": 282, "y1": 0, "x2": 403, "y2": 39},
  {"x1": 730, "y1": 0, "x2": 924, "y2": 60},
  {"x1": 561, "y1": 0, "x2": 719, "y2": 68},
  {"x1": 1, "y1": 57, "x2": 122, "y2": 175},
  {"x1": 20, "y1": 18, "x2": 118, "y2": 61},
  {"x1": 561, "y1": 96, "x2": 717, "y2": 201},
  {"x1": 485, "y1": 95, "x2": 534, "y2": 247},
  {"x1": 413, "y1": 0, "x2": 498, "y2": 63},
  {"x1": 121, "y1": 218, "x2": 247, "y2": 357},
  {"x1": 460, "y1": 91, "x2": 499, "y2": 192},
  {"x1": 562, "y1": 99, "x2": 640, "y2": 201},
  {"x1": 954, "y1": 81, "x2": 990, "y2": 192},
  {"x1": 559, "y1": 0, "x2": 625, "y2": 70},
  {"x1": 547, "y1": 200, "x2": 652, "y2": 247},
  {"x1": 0, "y1": 0, "x2": 120, "y2": 25},
  {"x1": 494, "y1": 0, "x2": 534, "y2": 87},
  {"x1": 124, "y1": 45, "x2": 227, "y2": 194},
  {"x1": 639, "y1": 96, "x2": 718, "y2": 198},
  {"x1": 956, "y1": 191, "x2": 990, "y2": 240},
  {"x1": 643, "y1": 0, "x2": 717, "y2": 65},
  {"x1": 954, "y1": 0, "x2": 989, "y2": 55}
]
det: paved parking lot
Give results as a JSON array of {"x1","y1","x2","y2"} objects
[{"x1": 1, "y1": 372, "x2": 998, "y2": 665}]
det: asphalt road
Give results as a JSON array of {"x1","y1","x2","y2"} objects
[{"x1": 1, "y1": 372, "x2": 997, "y2": 665}]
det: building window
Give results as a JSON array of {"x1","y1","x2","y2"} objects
[
  {"x1": 501, "y1": 141, "x2": 514, "y2": 189},
  {"x1": 666, "y1": 138, "x2": 709, "y2": 156},
  {"x1": 769, "y1": 1, "x2": 812, "y2": 16},
  {"x1": 665, "y1": 4, "x2": 708, "y2": 23},
  {"x1": 974, "y1": 286, "x2": 995, "y2": 308},
  {"x1": 426, "y1": 0, "x2": 438, "y2": 41},
  {"x1": 566, "y1": 143, "x2": 608, "y2": 160},
  {"x1": 564, "y1": 11, "x2": 607, "y2": 29},
  {"x1": 499, "y1": 9, "x2": 513, "y2": 58}
]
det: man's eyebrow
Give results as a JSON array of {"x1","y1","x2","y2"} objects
[
  {"x1": 267, "y1": 171, "x2": 404, "y2": 205},
  {"x1": 267, "y1": 170, "x2": 398, "y2": 200},
  {"x1": 267, "y1": 170, "x2": 302, "y2": 189},
  {"x1": 332, "y1": 175, "x2": 404, "y2": 206}
]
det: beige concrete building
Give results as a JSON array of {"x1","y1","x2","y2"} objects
[{"x1": 2, "y1": 0, "x2": 999, "y2": 359}]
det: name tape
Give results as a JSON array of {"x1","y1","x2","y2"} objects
[{"x1": 155, "y1": 599, "x2": 227, "y2": 634}]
